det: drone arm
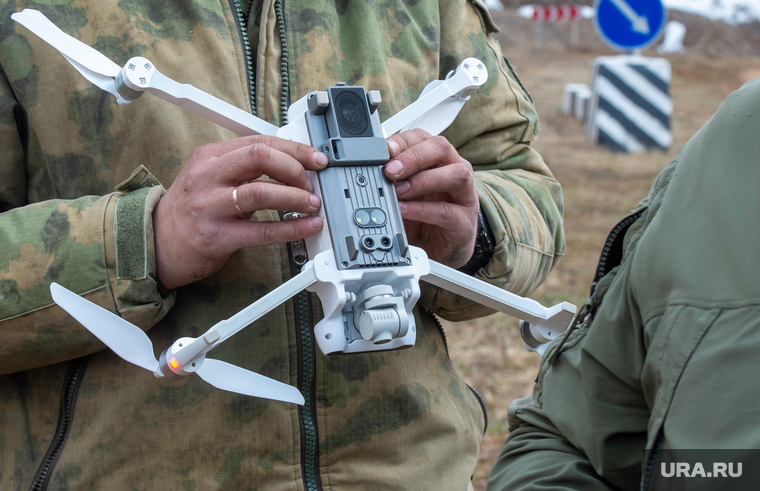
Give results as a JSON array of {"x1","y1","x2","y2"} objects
[
  {"x1": 422, "y1": 260, "x2": 576, "y2": 343},
  {"x1": 210, "y1": 264, "x2": 319, "y2": 346},
  {"x1": 119, "y1": 57, "x2": 279, "y2": 137},
  {"x1": 381, "y1": 57, "x2": 487, "y2": 137},
  {"x1": 174, "y1": 264, "x2": 319, "y2": 366}
]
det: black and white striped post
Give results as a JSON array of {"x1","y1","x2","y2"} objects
[
  {"x1": 585, "y1": 56, "x2": 672, "y2": 152},
  {"x1": 582, "y1": 0, "x2": 671, "y2": 152}
]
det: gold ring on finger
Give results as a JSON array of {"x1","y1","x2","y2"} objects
[{"x1": 232, "y1": 186, "x2": 246, "y2": 219}]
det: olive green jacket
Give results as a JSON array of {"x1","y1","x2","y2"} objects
[
  {"x1": 0, "y1": 0, "x2": 564, "y2": 489},
  {"x1": 487, "y1": 79, "x2": 760, "y2": 490}
]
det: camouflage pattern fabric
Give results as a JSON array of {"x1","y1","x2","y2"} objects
[
  {"x1": 0, "y1": 0, "x2": 564, "y2": 489},
  {"x1": 487, "y1": 79, "x2": 760, "y2": 490}
]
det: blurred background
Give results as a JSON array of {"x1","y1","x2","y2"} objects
[{"x1": 449, "y1": 1, "x2": 760, "y2": 488}]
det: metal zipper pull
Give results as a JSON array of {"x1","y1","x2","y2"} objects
[{"x1": 283, "y1": 212, "x2": 308, "y2": 266}]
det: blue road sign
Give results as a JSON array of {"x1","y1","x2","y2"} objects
[{"x1": 594, "y1": 0, "x2": 666, "y2": 52}]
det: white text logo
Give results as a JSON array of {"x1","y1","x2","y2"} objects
[{"x1": 661, "y1": 462, "x2": 742, "y2": 478}]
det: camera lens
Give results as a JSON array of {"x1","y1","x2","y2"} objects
[
  {"x1": 354, "y1": 209, "x2": 371, "y2": 226},
  {"x1": 369, "y1": 209, "x2": 387, "y2": 226},
  {"x1": 334, "y1": 89, "x2": 371, "y2": 137}
]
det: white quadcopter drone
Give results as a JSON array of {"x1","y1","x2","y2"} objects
[{"x1": 13, "y1": 9, "x2": 576, "y2": 407}]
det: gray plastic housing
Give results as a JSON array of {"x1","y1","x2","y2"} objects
[
  {"x1": 318, "y1": 166, "x2": 409, "y2": 269},
  {"x1": 305, "y1": 85, "x2": 410, "y2": 270},
  {"x1": 305, "y1": 86, "x2": 389, "y2": 166}
]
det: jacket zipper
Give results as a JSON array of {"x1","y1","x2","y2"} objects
[
  {"x1": 229, "y1": 0, "x2": 257, "y2": 115},
  {"x1": 30, "y1": 356, "x2": 90, "y2": 491},
  {"x1": 556, "y1": 210, "x2": 647, "y2": 363},
  {"x1": 589, "y1": 210, "x2": 645, "y2": 298},
  {"x1": 429, "y1": 311, "x2": 489, "y2": 435},
  {"x1": 237, "y1": 0, "x2": 321, "y2": 486},
  {"x1": 641, "y1": 430, "x2": 664, "y2": 490},
  {"x1": 294, "y1": 288, "x2": 322, "y2": 491},
  {"x1": 273, "y1": 3, "x2": 323, "y2": 487}
]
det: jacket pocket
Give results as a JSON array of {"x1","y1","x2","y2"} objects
[{"x1": 641, "y1": 305, "x2": 722, "y2": 490}]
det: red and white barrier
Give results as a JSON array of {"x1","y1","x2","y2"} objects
[
  {"x1": 517, "y1": 4, "x2": 595, "y2": 47},
  {"x1": 517, "y1": 4, "x2": 595, "y2": 22}
]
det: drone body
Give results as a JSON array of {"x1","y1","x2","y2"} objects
[{"x1": 13, "y1": 8, "x2": 576, "y2": 405}]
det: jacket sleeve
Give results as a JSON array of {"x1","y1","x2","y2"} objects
[
  {"x1": 485, "y1": 201, "x2": 655, "y2": 491},
  {"x1": 485, "y1": 290, "x2": 647, "y2": 491},
  {"x1": 418, "y1": 0, "x2": 565, "y2": 321},
  {"x1": 485, "y1": 337, "x2": 631, "y2": 491},
  {"x1": 487, "y1": 398, "x2": 621, "y2": 491},
  {"x1": 0, "y1": 71, "x2": 174, "y2": 375}
]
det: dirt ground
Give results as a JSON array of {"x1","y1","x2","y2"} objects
[{"x1": 448, "y1": 8, "x2": 760, "y2": 490}]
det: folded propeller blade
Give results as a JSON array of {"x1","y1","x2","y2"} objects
[
  {"x1": 50, "y1": 283, "x2": 159, "y2": 372},
  {"x1": 50, "y1": 283, "x2": 304, "y2": 404},
  {"x1": 12, "y1": 9, "x2": 120, "y2": 76},
  {"x1": 196, "y1": 359, "x2": 305, "y2": 405},
  {"x1": 12, "y1": 9, "x2": 122, "y2": 100},
  {"x1": 60, "y1": 53, "x2": 121, "y2": 99}
]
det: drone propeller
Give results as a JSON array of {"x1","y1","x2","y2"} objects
[
  {"x1": 12, "y1": 9, "x2": 279, "y2": 134},
  {"x1": 11, "y1": 9, "x2": 125, "y2": 102},
  {"x1": 49, "y1": 283, "x2": 304, "y2": 405},
  {"x1": 195, "y1": 359, "x2": 304, "y2": 404},
  {"x1": 50, "y1": 283, "x2": 160, "y2": 371}
]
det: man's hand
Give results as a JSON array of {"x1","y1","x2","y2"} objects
[
  {"x1": 153, "y1": 135, "x2": 328, "y2": 290},
  {"x1": 384, "y1": 129, "x2": 480, "y2": 269}
]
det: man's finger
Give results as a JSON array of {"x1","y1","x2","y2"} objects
[
  {"x1": 202, "y1": 135, "x2": 328, "y2": 184},
  {"x1": 399, "y1": 200, "x2": 475, "y2": 233},
  {"x1": 264, "y1": 136, "x2": 330, "y2": 171},
  {"x1": 217, "y1": 143, "x2": 315, "y2": 189},
  {"x1": 227, "y1": 215, "x2": 323, "y2": 250},
  {"x1": 234, "y1": 181, "x2": 321, "y2": 215},
  {"x1": 386, "y1": 128, "x2": 434, "y2": 158},
  {"x1": 393, "y1": 164, "x2": 476, "y2": 203},
  {"x1": 203, "y1": 135, "x2": 328, "y2": 166},
  {"x1": 384, "y1": 133, "x2": 459, "y2": 181},
  {"x1": 246, "y1": 176, "x2": 315, "y2": 193}
]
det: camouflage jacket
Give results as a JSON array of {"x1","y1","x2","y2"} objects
[{"x1": 0, "y1": 0, "x2": 564, "y2": 489}]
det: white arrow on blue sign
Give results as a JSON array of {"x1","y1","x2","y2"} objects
[{"x1": 594, "y1": 0, "x2": 667, "y2": 52}]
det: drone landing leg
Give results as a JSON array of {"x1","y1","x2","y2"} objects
[{"x1": 421, "y1": 260, "x2": 576, "y2": 348}]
